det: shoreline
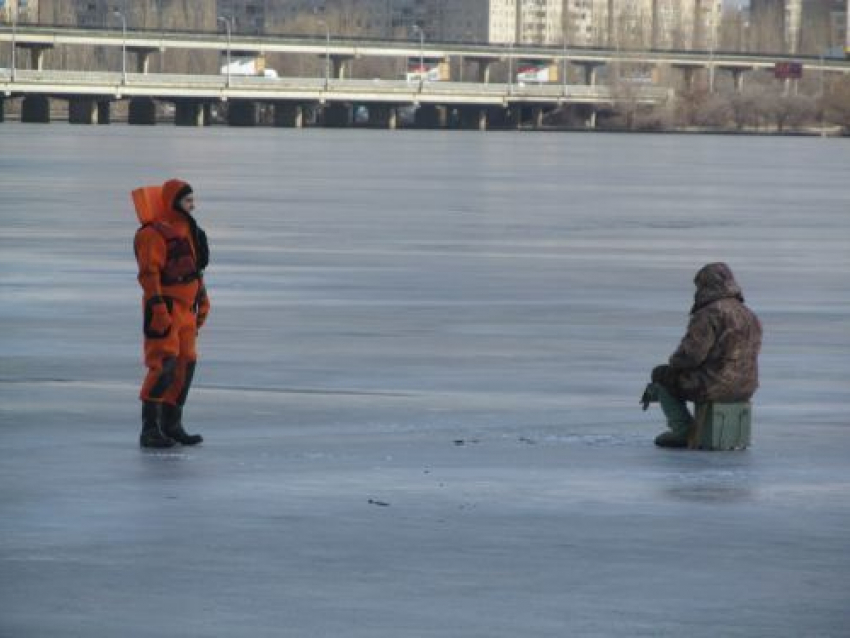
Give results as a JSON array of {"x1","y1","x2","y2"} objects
[{"x1": 0, "y1": 118, "x2": 846, "y2": 137}]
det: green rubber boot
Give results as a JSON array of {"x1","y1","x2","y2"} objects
[{"x1": 652, "y1": 384, "x2": 694, "y2": 448}]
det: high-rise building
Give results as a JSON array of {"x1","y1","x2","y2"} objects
[
  {"x1": 564, "y1": 0, "x2": 601, "y2": 46},
  {"x1": 749, "y1": 0, "x2": 786, "y2": 51},
  {"x1": 839, "y1": 0, "x2": 850, "y2": 55},
  {"x1": 799, "y1": 0, "x2": 847, "y2": 53},
  {"x1": 218, "y1": 0, "x2": 266, "y2": 33},
  {"x1": 562, "y1": 0, "x2": 721, "y2": 50},
  {"x1": 750, "y1": 0, "x2": 842, "y2": 54},
  {"x1": 220, "y1": 0, "x2": 407, "y2": 37},
  {"x1": 1, "y1": 0, "x2": 39, "y2": 23},
  {"x1": 412, "y1": 0, "x2": 563, "y2": 45},
  {"x1": 38, "y1": 0, "x2": 215, "y2": 30}
]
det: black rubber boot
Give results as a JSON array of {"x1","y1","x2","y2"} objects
[
  {"x1": 654, "y1": 430, "x2": 689, "y2": 448},
  {"x1": 140, "y1": 401, "x2": 177, "y2": 449},
  {"x1": 161, "y1": 403, "x2": 203, "y2": 446}
]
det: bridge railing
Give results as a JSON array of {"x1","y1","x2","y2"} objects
[{"x1": 0, "y1": 70, "x2": 672, "y2": 103}]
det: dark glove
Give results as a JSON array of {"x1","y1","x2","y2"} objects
[
  {"x1": 651, "y1": 364, "x2": 670, "y2": 385},
  {"x1": 149, "y1": 303, "x2": 172, "y2": 335},
  {"x1": 640, "y1": 383, "x2": 658, "y2": 411},
  {"x1": 196, "y1": 286, "x2": 210, "y2": 329}
]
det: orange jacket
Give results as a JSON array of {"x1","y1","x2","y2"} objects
[{"x1": 133, "y1": 180, "x2": 210, "y2": 319}]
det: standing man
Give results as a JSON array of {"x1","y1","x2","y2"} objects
[
  {"x1": 642, "y1": 263, "x2": 762, "y2": 448},
  {"x1": 134, "y1": 179, "x2": 210, "y2": 448}
]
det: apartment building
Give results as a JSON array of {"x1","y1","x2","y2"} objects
[{"x1": 1, "y1": 0, "x2": 38, "y2": 23}]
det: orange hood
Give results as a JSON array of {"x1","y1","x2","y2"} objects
[
  {"x1": 131, "y1": 185, "x2": 165, "y2": 225},
  {"x1": 161, "y1": 179, "x2": 192, "y2": 214},
  {"x1": 131, "y1": 179, "x2": 192, "y2": 225}
]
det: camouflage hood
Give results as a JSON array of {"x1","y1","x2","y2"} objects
[
  {"x1": 691, "y1": 262, "x2": 744, "y2": 314},
  {"x1": 666, "y1": 263, "x2": 762, "y2": 402}
]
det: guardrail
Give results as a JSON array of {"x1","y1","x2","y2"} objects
[
  {"x1": 3, "y1": 24, "x2": 850, "y2": 70},
  {"x1": 0, "y1": 70, "x2": 672, "y2": 105}
]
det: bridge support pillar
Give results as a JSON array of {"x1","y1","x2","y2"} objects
[
  {"x1": 227, "y1": 101, "x2": 257, "y2": 127},
  {"x1": 675, "y1": 65, "x2": 697, "y2": 92},
  {"x1": 588, "y1": 109, "x2": 597, "y2": 129},
  {"x1": 69, "y1": 98, "x2": 98, "y2": 125},
  {"x1": 475, "y1": 59, "x2": 494, "y2": 83},
  {"x1": 274, "y1": 103, "x2": 304, "y2": 128},
  {"x1": 97, "y1": 100, "x2": 111, "y2": 125},
  {"x1": 331, "y1": 55, "x2": 353, "y2": 80},
  {"x1": 459, "y1": 106, "x2": 488, "y2": 131},
  {"x1": 414, "y1": 104, "x2": 446, "y2": 129},
  {"x1": 507, "y1": 107, "x2": 522, "y2": 129},
  {"x1": 21, "y1": 95, "x2": 50, "y2": 123},
  {"x1": 532, "y1": 106, "x2": 544, "y2": 129},
  {"x1": 323, "y1": 103, "x2": 351, "y2": 128},
  {"x1": 721, "y1": 67, "x2": 750, "y2": 94},
  {"x1": 733, "y1": 70, "x2": 745, "y2": 93},
  {"x1": 176, "y1": 100, "x2": 207, "y2": 126},
  {"x1": 20, "y1": 44, "x2": 52, "y2": 71},
  {"x1": 131, "y1": 48, "x2": 157, "y2": 75},
  {"x1": 129, "y1": 98, "x2": 157, "y2": 125},
  {"x1": 575, "y1": 62, "x2": 604, "y2": 86},
  {"x1": 369, "y1": 105, "x2": 398, "y2": 129}
]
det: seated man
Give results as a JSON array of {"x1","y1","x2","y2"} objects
[{"x1": 642, "y1": 263, "x2": 763, "y2": 448}]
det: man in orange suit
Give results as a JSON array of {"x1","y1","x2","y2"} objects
[{"x1": 134, "y1": 179, "x2": 210, "y2": 448}]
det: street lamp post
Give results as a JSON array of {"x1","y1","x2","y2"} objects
[
  {"x1": 412, "y1": 25, "x2": 425, "y2": 91},
  {"x1": 10, "y1": 2, "x2": 17, "y2": 82},
  {"x1": 317, "y1": 18, "x2": 330, "y2": 89},
  {"x1": 562, "y1": 36, "x2": 568, "y2": 96},
  {"x1": 459, "y1": 30, "x2": 474, "y2": 83},
  {"x1": 113, "y1": 11, "x2": 127, "y2": 85},
  {"x1": 708, "y1": 1, "x2": 718, "y2": 93},
  {"x1": 156, "y1": 0, "x2": 165, "y2": 72},
  {"x1": 507, "y1": 41, "x2": 514, "y2": 95},
  {"x1": 217, "y1": 16, "x2": 232, "y2": 88}
]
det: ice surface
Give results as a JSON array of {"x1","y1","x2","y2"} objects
[{"x1": 1, "y1": 126, "x2": 849, "y2": 637}]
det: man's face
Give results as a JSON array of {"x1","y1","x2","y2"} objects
[{"x1": 180, "y1": 194, "x2": 196, "y2": 214}]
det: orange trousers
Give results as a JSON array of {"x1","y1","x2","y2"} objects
[{"x1": 140, "y1": 298, "x2": 198, "y2": 406}]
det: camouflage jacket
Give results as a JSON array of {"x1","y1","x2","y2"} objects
[{"x1": 669, "y1": 263, "x2": 763, "y2": 402}]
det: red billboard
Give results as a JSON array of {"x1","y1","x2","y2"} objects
[{"x1": 774, "y1": 62, "x2": 803, "y2": 80}]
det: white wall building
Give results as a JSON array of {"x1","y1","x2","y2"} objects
[
  {"x1": 418, "y1": 0, "x2": 563, "y2": 45},
  {"x1": 563, "y1": 0, "x2": 722, "y2": 50},
  {"x1": 1, "y1": 0, "x2": 39, "y2": 23},
  {"x1": 844, "y1": 0, "x2": 850, "y2": 54}
]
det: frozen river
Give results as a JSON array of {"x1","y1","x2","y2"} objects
[{"x1": 1, "y1": 126, "x2": 849, "y2": 637}]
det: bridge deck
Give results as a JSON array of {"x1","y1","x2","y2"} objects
[
  {"x1": 1, "y1": 25, "x2": 849, "y2": 73},
  {"x1": 0, "y1": 71, "x2": 670, "y2": 106}
]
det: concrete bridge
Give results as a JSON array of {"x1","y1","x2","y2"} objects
[
  {"x1": 2, "y1": 25, "x2": 850, "y2": 84},
  {"x1": 3, "y1": 25, "x2": 847, "y2": 130},
  {"x1": 0, "y1": 69, "x2": 671, "y2": 129}
]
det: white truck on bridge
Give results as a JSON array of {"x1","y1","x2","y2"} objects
[{"x1": 220, "y1": 55, "x2": 278, "y2": 79}]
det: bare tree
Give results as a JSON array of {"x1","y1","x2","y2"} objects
[
  {"x1": 755, "y1": 89, "x2": 816, "y2": 132},
  {"x1": 717, "y1": 6, "x2": 749, "y2": 53},
  {"x1": 728, "y1": 90, "x2": 760, "y2": 130},
  {"x1": 749, "y1": 0, "x2": 785, "y2": 54},
  {"x1": 692, "y1": 92, "x2": 732, "y2": 128},
  {"x1": 822, "y1": 77, "x2": 850, "y2": 133}
]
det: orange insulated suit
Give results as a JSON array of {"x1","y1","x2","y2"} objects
[{"x1": 133, "y1": 179, "x2": 210, "y2": 445}]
